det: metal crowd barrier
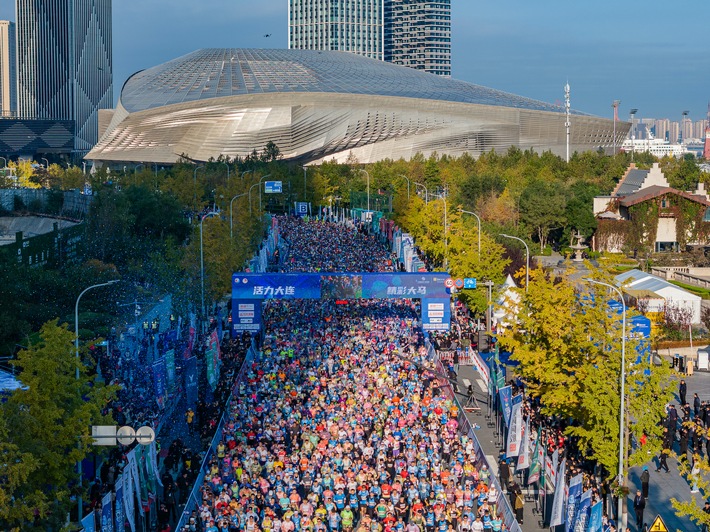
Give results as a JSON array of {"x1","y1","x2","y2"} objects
[
  {"x1": 175, "y1": 343, "x2": 256, "y2": 529},
  {"x1": 425, "y1": 339, "x2": 522, "y2": 532}
]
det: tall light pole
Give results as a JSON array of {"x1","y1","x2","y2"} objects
[
  {"x1": 134, "y1": 164, "x2": 144, "y2": 174},
  {"x1": 359, "y1": 169, "x2": 370, "y2": 211},
  {"x1": 680, "y1": 110, "x2": 690, "y2": 144},
  {"x1": 500, "y1": 234, "x2": 529, "y2": 292},
  {"x1": 230, "y1": 192, "x2": 247, "y2": 239},
  {"x1": 41, "y1": 157, "x2": 49, "y2": 169},
  {"x1": 414, "y1": 182, "x2": 428, "y2": 204},
  {"x1": 193, "y1": 165, "x2": 204, "y2": 206},
  {"x1": 0, "y1": 156, "x2": 6, "y2": 168},
  {"x1": 302, "y1": 166, "x2": 308, "y2": 202},
  {"x1": 241, "y1": 170, "x2": 252, "y2": 180},
  {"x1": 629, "y1": 109, "x2": 638, "y2": 162},
  {"x1": 584, "y1": 278, "x2": 626, "y2": 531},
  {"x1": 258, "y1": 173, "x2": 272, "y2": 211},
  {"x1": 74, "y1": 279, "x2": 119, "y2": 521},
  {"x1": 613, "y1": 100, "x2": 620, "y2": 153},
  {"x1": 399, "y1": 174, "x2": 410, "y2": 200},
  {"x1": 564, "y1": 82, "x2": 571, "y2": 163},
  {"x1": 220, "y1": 161, "x2": 231, "y2": 186},
  {"x1": 460, "y1": 209, "x2": 481, "y2": 259},
  {"x1": 247, "y1": 174, "x2": 272, "y2": 215},
  {"x1": 200, "y1": 211, "x2": 219, "y2": 322}
]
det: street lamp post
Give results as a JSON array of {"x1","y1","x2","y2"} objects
[
  {"x1": 41, "y1": 157, "x2": 49, "y2": 169},
  {"x1": 584, "y1": 278, "x2": 627, "y2": 531},
  {"x1": 500, "y1": 234, "x2": 529, "y2": 291},
  {"x1": 222, "y1": 162, "x2": 230, "y2": 189},
  {"x1": 230, "y1": 192, "x2": 247, "y2": 239},
  {"x1": 257, "y1": 174, "x2": 272, "y2": 212},
  {"x1": 241, "y1": 170, "x2": 252, "y2": 180},
  {"x1": 0, "y1": 156, "x2": 6, "y2": 168},
  {"x1": 302, "y1": 166, "x2": 308, "y2": 202},
  {"x1": 200, "y1": 211, "x2": 219, "y2": 323},
  {"x1": 74, "y1": 279, "x2": 119, "y2": 521},
  {"x1": 193, "y1": 165, "x2": 204, "y2": 206},
  {"x1": 399, "y1": 174, "x2": 410, "y2": 200},
  {"x1": 414, "y1": 182, "x2": 428, "y2": 204},
  {"x1": 460, "y1": 209, "x2": 482, "y2": 259}
]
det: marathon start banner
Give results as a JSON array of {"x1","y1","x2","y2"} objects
[{"x1": 232, "y1": 272, "x2": 452, "y2": 332}]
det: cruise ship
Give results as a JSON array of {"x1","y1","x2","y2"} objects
[{"x1": 621, "y1": 128, "x2": 687, "y2": 158}]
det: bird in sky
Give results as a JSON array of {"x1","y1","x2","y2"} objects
[{"x1": 264, "y1": 34, "x2": 271, "y2": 38}]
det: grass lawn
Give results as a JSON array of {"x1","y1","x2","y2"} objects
[{"x1": 670, "y1": 280, "x2": 710, "y2": 299}]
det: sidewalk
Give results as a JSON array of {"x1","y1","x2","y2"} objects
[
  {"x1": 456, "y1": 363, "x2": 702, "y2": 531},
  {"x1": 456, "y1": 364, "x2": 547, "y2": 531}
]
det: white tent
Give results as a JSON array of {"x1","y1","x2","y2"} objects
[
  {"x1": 494, "y1": 274, "x2": 521, "y2": 328},
  {"x1": 615, "y1": 269, "x2": 702, "y2": 324}
]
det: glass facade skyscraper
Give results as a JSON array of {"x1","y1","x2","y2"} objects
[
  {"x1": 16, "y1": 0, "x2": 112, "y2": 152},
  {"x1": 289, "y1": 0, "x2": 384, "y2": 60},
  {"x1": 0, "y1": 21, "x2": 17, "y2": 117},
  {"x1": 289, "y1": 0, "x2": 451, "y2": 76},
  {"x1": 384, "y1": 1, "x2": 450, "y2": 77}
]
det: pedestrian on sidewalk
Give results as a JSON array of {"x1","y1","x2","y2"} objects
[
  {"x1": 633, "y1": 489, "x2": 645, "y2": 529},
  {"x1": 640, "y1": 466, "x2": 650, "y2": 500},
  {"x1": 695, "y1": 393, "x2": 701, "y2": 418},
  {"x1": 680, "y1": 379, "x2": 687, "y2": 406},
  {"x1": 657, "y1": 449, "x2": 670, "y2": 473}
]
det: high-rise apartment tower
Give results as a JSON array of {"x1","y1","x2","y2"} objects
[
  {"x1": 16, "y1": 0, "x2": 113, "y2": 152},
  {"x1": 289, "y1": 0, "x2": 384, "y2": 60},
  {"x1": 385, "y1": 1, "x2": 451, "y2": 77},
  {"x1": 0, "y1": 21, "x2": 16, "y2": 117},
  {"x1": 289, "y1": 0, "x2": 451, "y2": 76}
]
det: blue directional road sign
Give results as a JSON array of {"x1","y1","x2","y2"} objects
[
  {"x1": 463, "y1": 278, "x2": 477, "y2": 289},
  {"x1": 264, "y1": 181, "x2": 283, "y2": 193}
]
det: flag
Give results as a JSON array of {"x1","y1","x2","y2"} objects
[
  {"x1": 115, "y1": 476, "x2": 125, "y2": 532},
  {"x1": 100, "y1": 492, "x2": 114, "y2": 532},
  {"x1": 150, "y1": 441, "x2": 163, "y2": 487},
  {"x1": 123, "y1": 469, "x2": 136, "y2": 532},
  {"x1": 516, "y1": 417, "x2": 531, "y2": 471},
  {"x1": 506, "y1": 394, "x2": 523, "y2": 456},
  {"x1": 499, "y1": 385, "x2": 513, "y2": 426},
  {"x1": 528, "y1": 427, "x2": 543, "y2": 485},
  {"x1": 588, "y1": 500, "x2": 603, "y2": 532},
  {"x1": 573, "y1": 489, "x2": 592, "y2": 532},
  {"x1": 565, "y1": 473, "x2": 583, "y2": 532},
  {"x1": 185, "y1": 356, "x2": 198, "y2": 409},
  {"x1": 127, "y1": 449, "x2": 143, "y2": 516},
  {"x1": 549, "y1": 458, "x2": 567, "y2": 528},
  {"x1": 81, "y1": 512, "x2": 96, "y2": 532}
]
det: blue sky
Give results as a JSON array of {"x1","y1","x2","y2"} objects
[{"x1": 2, "y1": 1, "x2": 709, "y2": 121}]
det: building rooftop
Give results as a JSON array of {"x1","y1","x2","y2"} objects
[{"x1": 120, "y1": 48, "x2": 592, "y2": 115}]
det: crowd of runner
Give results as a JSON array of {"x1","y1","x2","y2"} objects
[{"x1": 178, "y1": 218, "x2": 511, "y2": 532}]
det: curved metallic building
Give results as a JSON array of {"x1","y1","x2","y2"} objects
[{"x1": 87, "y1": 49, "x2": 628, "y2": 164}]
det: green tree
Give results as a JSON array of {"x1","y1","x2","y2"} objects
[
  {"x1": 519, "y1": 179, "x2": 567, "y2": 251},
  {"x1": 0, "y1": 321, "x2": 116, "y2": 530},
  {"x1": 497, "y1": 267, "x2": 672, "y2": 480}
]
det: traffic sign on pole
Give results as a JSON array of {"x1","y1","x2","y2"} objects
[
  {"x1": 454, "y1": 278, "x2": 464, "y2": 289},
  {"x1": 463, "y1": 278, "x2": 477, "y2": 289},
  {"x1": 648, "y1": 515, "x2": 668, "y2": 532},
  {"x1": 444, "y1": 278, "x2": 454, "y2": 288}
]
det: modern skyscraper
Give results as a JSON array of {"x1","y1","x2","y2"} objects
[
  {"x1": 289, "y1": 0, "x2": 384, "y2": 60},
  {"x1": 16, "y1": 0, "x2": 112, "y2": 152},
  {"x1": 288, "y1": 0, "x2": 451, "y2": 76},
  {"x1": 0, "y1": 21, "x2": 16, "y2": 117},
  {"x1": 385, "y1": 0, "x2": 451, "y2": 77}
]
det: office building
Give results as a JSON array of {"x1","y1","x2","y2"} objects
[
  {"x1": 0, "y1": 21, "x2": 16, "y2": 117},
  {"x1": 289, "y1": 0, "x2": 384, "y2": 60},
  {"x1": 16, "y1": 0, "x2": 112, "y2": 153},
  {"x1": 385, "y1": 1, "x2": 451, "y2": 76},
  {"x1": 289, "y1": 0, "x2": 451, "y2": 76},
  {"x1": 87, "y1": 49, "x2": 627, "y2": 165}
]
